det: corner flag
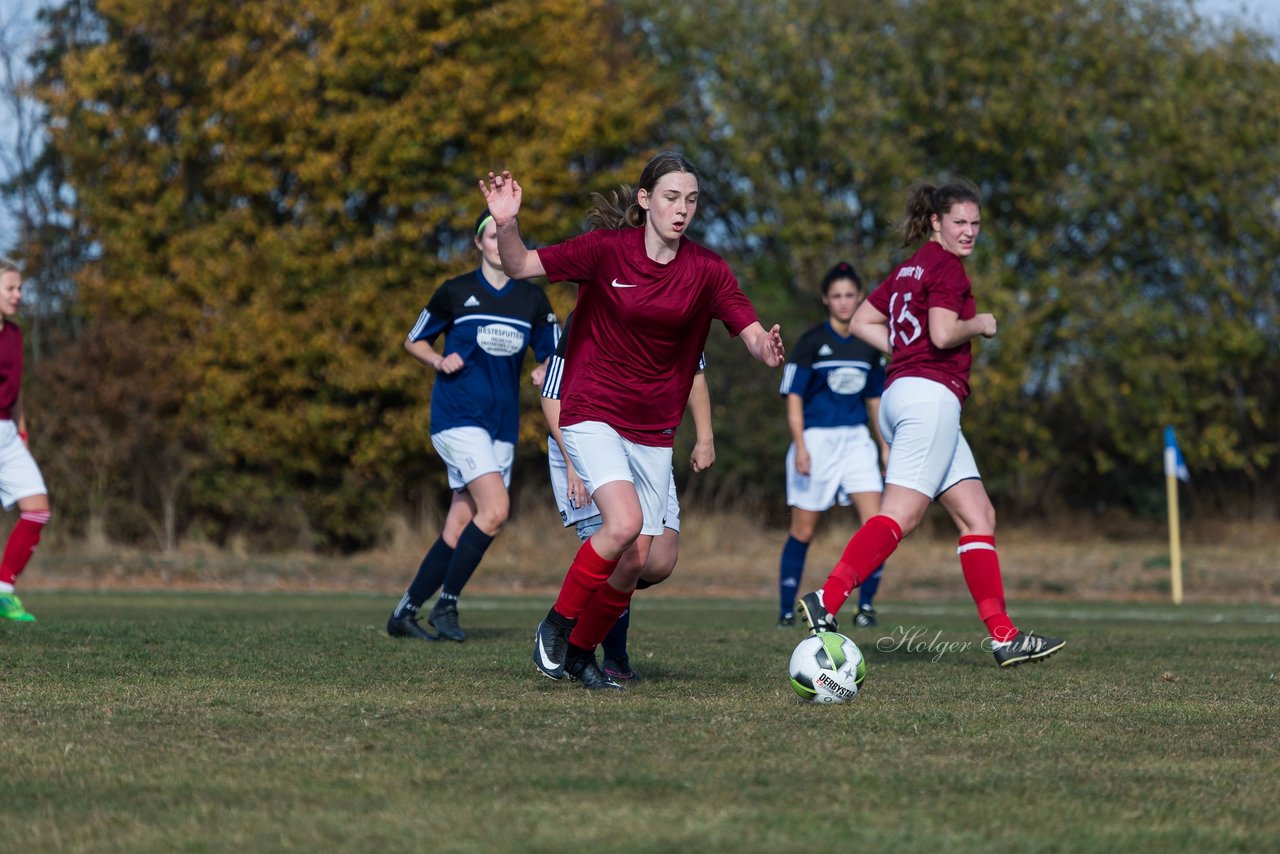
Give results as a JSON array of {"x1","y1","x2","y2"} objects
[
  {"x1": 1163, "y1": 426, "x2": 1187, "y2": 604},
  {"x1": 1164, "y1": 426, "x2": 1190, "y2": 482}
]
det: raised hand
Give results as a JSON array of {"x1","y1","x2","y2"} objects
[{"x1": 478, "y1": 170, "x2": 523, "y2": 224}]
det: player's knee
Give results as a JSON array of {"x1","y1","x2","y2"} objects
[
  {"x1": 474, "y1": 499, "x2": 510, "y2": 533},
  {"x1": 641, "y1": 550, "x2": 676, "y2": 583}
]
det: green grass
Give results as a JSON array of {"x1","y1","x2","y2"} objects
[{"x1": 2, "y1": 593, "x2": 1278, "y2": 852}]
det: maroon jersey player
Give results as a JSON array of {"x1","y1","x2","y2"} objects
[
  {"x1": 0, "y1": 259, "x2": 51, "y2": 623},
  {"x1": 796, "y1": 179, "x2": 1065, "y2": 668},
  {"x1": 480, "y1": 151, "x2": 785, "y2": 689}
]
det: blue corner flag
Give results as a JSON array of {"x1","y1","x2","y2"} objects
[{"x1": 1164, "y1": 426, "x2": 1190, "y2": 482}]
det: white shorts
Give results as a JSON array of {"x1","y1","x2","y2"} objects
[
  {"x1": 878, "y1": 377, "x2": 980, "y2": 498},
  {"x1": 430, "y1": 426, "x2": 514, "y2": 491},
  {"x1": 550, "y1": 440, "x2": 682, "y2": 532},
  {"x1": 0, "y1": 420, "x2": 47, "y2": 510},
  {"x1": 548, "y1": 436, "x2": 602, "y2": 527},
  {"x1": 786, "y1": 424, "x2": 883, "y2": 511},
  {"x1": 561, "y1": 421, "x2": 673, "y2": 537}
]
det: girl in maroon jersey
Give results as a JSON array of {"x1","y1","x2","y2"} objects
[
  {"x1": 0, "y1": 259, "x2": 51, "y2": 622},
  {"x1": 480, "y1": 151, "x2": 785, "y2": 689},
  {"x1": 796, "y1": 180, "x2": 1065, "y2": 668}
]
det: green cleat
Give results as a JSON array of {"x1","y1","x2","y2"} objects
[{"x1": 0, "y1": 593, "x2": 36, "y2": 622}]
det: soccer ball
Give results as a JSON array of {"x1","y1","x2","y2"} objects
[{"x1": 788, "y1": 632, "x2": 865, "y2": 703}]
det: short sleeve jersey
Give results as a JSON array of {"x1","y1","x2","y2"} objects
[
  {"x1": 537, "y1": 227, "x2": 757, "y2": 447},
  {"x1": 541, "y1": 310, "x2": 706, "y2": 526},
  {"x1": 408, "y1": 269, "x2": 560, "y2": 443},
  {"x1": 0, "y1": 321, "x2": 22, "y2": 420},
  {"x1": 868, "y1": 240, "x2": 976, "y2": 404},
  {"x1": 779, "y1": 321, "x2": 885, "y2": 429}
]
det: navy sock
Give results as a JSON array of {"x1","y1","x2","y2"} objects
[
  {"x1": 441, "y1": 522, "x2": 495, "y2": 598},
  {"x1": 858, "y1": 563, "x2": 886, "y2": 609},
  {"x1": 778, "y1": 535, "x2": 810, "y2": 617},
  {"x1": 395, "y1": 536, "x2": 455, "y2": 617},
  {"x1": 601, "y1": 607, "x2": 630, "y2": 661}
]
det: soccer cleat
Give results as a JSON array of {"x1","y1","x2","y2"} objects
[
  {"x1": 992, "y1": 631, "x2": 1066, "y2": 667},
  {"x1": 386, "y1": 612, "x2": 441, "y2": 641},
  {"x1": 566, "y1": 651, "x2": 624, "y2": 691},
  {"x1": 532, "y1": 614, "x2": 573, "y2": 680},
  {"x1": 0, "y1": 593, "x2": 35, "y2": 622},
  {"x1": 796, "y1": 590, "x2": 838, "y2": 635},
  {"x1": 776, "y1": 613, "x2": 796, "y2": 628},
  {"x1": 428, "y1": 599, "x2": 466, "y2": 642},
  {"x1": 601, "y1": 655, "x2": 641, "y2": 683},
  {"x1": 854, "y1": 605, "x2": 878, "y2": 627}
]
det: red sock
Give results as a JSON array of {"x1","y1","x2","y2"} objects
[
  {"x1": 821, "y1": 515, "x2": 902, "y2": 616},
  {"x1": 568, "y1": 581, "x2": 633, "y2": 649},
  {"x1": 0, "y1": 511, "x2": 50, "y2": 586},
  {"x1": 958, "y1": 534, "x2": 1017, "y2": 642},
  {"x1": 552, "y1": 537, "x2": 620, "y2": 620}
]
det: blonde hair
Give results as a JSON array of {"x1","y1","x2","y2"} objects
[{"x1": 0, "y1": 256, "x2": 18, "y2": 274}]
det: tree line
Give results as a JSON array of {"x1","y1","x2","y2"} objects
[{"x1": 2, "y1": 0, "x2": 1276, "y2": 552}]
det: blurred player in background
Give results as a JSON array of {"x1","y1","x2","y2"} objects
[
  {"x1": 481, "y1": 151, "x2": 785, "y2": 689},
  {"x1": 777, "y1": 261, "x2": 889, "y2": 629},
  {"x1": 542, "y1": 309, "x2": 714, "y2": 682},
  {"x1": 387, "y1": 213, "x2": 560, "y2": 642},
  {"x1": 796, "y1": 180, "x2": 1065, "y2": 667},
  {"x1": 0, "y1": 258, "x2": 52, "y2": 622}
]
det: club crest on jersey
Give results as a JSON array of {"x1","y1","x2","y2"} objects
[
  {"x1": 476, "y1": 323, "x2": 525, "y2": 357},
  {"x1": 827, "y1": 366, "x2": 868, "y2": 395},
  {"x1": 463, "y1": 295, "x2": 481, "y2": 307}
]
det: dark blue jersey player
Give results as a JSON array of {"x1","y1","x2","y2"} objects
[
  {"x1": 388, "y1": 211, "x2": 560, "y2": 643},
  {"x1": 777, "y1": 261, "x2": 889, "y2": 630}
]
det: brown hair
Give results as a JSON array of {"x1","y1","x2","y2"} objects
[
  {"x1": 587, "y1": 151, "x2": 699, "y2": 230},
  {"x1": 898, "y1": 178, "x2": 981, "y2": 246}
]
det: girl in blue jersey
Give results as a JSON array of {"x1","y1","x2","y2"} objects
[
  {"x1": 387, "y1": 212, "x2": 560, "y2": 642},
  {"x1": 777, "y1": 262, "x2": 889, "y2": 629}
]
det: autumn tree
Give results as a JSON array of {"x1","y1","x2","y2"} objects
[
  {"x1": 38, "y1": 0, "x2": 671, "y2": 549},
  {"x1": 632, "y1": 0, "x2": 1280, "y2": 518}
]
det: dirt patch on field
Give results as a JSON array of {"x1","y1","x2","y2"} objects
[{"x1": 24, "y1": 507, "x2": 1278, "y2": 605}]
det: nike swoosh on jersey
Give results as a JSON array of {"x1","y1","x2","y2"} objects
[{"x1": 610, "y1": 278, "x2": 638, "y2": 288}]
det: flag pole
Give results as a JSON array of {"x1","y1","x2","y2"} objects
[
  {"x1": 1166, "y1": 466, "x2": 1183, "y2": 605},
  {"x1": 1164, "y1": 426, "x2": 1184, "y2": 605}
]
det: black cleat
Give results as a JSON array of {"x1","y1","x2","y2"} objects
[
  {"x1": 796, "y1": 590, "x2": 839, "y2": 635},
  {"x1": 853, "y1": 605, "x2": 878, "y2": 627},
  {"x1": 601, "y1": 655, "x2": 641, "y2": 683},
  {"x1": 776, "y1": 613, "x2": 796, "y2": 628},
  {"x1": 428, "y1": 599, "x2": 466, "y2": 642},
  {"x1": 993, "y1": 631, "x2": 1066, "y2": 667},
  {"x1": 566, "y1": 651, "x2": 624, "y2": 691},
  {"x1": 387, "y1": 612, "x2": 441, "y2": 641},
  {"x1": 532, "y1": 612, "x2": 574, "y2": 680}
]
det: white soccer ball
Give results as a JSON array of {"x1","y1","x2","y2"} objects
[{"x1": 788, "y1": 632, "x2": 866, "y2": 703}]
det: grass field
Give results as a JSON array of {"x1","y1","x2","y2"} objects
[{"x1": 3, "y1": 592, "x2": 1278, "y2": 852}]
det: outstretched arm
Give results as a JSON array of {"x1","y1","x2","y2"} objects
[
  {"x1": 739, "y1": 321, "x2": 785, "y2": 367},
  {"x1": 478, "y1": 170, "x2": 546, "y2": 280}
]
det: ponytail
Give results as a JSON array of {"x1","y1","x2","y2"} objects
[
  {"x1": 587, "y1": 185, "x2": 645, "y2": 230},
  {"x1": 898, "y1": 178, "x2": 982, "y2": 247}
]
